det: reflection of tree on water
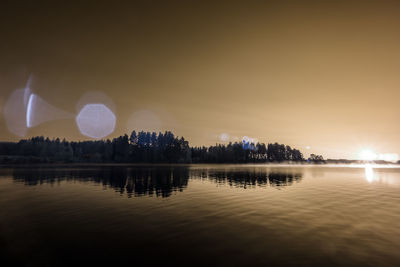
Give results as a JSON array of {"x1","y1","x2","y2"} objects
[
  {"x1": 12, "y1": 167, "x2": 190, "y2": 198},
  {"x1": 12, "y1": 167, "x2": 303, "y2": 197},
  {"x1": 267, "y1": 172, "x2": 302, "y2": 187},
  {"x1": 191, "y1": 168, "x2": 303, "y2": 189}
]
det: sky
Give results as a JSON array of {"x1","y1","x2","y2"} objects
[{"x1": 1, "y1": 0, "x2": 400, "y2": 159}]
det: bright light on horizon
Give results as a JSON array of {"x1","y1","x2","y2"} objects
[
  {"x1": 359, "y1": 149, "x2": 377, "y2": 161},
  {"x1": 358, "y1": 148, "x2": 399, "y2": 162}
]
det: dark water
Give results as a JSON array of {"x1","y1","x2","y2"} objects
[{"x1": 0, "y1": 165, "x2": 399, "y2": 266}]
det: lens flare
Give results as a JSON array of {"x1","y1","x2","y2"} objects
[
  {"x1": 76, "y1": 91, "x2": 115, "y2": 114},
  {"x1": 3, "y1": 89, "x2": 28, "y2": 137},
  {"x1": 26, "y1": 93, "x2": 73, "y2": 128},
  {"x1": 23, "y1": 75, "x2": 33, "y2": 107},
  {"x1": 26, "y1": 93, "x2": 34, "y2": 128},
  {"x1": 76, "y1": 104, "x2": 116, "y2": 139}
]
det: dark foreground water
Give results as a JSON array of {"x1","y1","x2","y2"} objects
[{"x1": 0, "y1": 165, "x2": 400, "y2": 267}]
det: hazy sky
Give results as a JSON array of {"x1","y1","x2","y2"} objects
[{"x1": 1, "y1": 0, "x2": 400, "y2": 159}]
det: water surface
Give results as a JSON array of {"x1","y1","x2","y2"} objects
[{"x1": 0, "y1": 165, "x2": 399, "y2": 266}]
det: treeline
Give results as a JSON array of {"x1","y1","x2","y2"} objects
[
  {"x1": 0, "y1": 131, "x2": 305, "y2": 164},
  {"x1": 192, "y1": 143, "x2": 303, "y2": 163}
]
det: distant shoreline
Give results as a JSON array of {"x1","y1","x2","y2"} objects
[
  {"x1": 1, "y1": 161, "x2": 399, "y2": 168},
  {"x1": 1, "y1": 133, "x2": 398, "y2": 166}
]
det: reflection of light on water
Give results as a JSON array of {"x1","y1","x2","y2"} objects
[
  {"x1": 363, "y1": 164, "x2": 400, "y2": 186},
  {"x1": 365, "y1": 164, "x2": 374, "y2": 183}
]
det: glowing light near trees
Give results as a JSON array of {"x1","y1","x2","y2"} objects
[{"x1": 76, "y1": 104, "x2": 116, "y2": 139}]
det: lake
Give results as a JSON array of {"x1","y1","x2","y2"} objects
[{"x1": 0, "y1": 164, "x2": 399, "y2": 266}]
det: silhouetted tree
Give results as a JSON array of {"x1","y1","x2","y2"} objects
[
  {"x1": 309, "y1": 154, "x2": 324, "y2": 163},
  {"x1": 0, "y1": 131, "x2": 306, "y2": 164}
]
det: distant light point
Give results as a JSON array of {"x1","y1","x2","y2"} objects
[{"x1": 219, "y1": 133, "x2": 230, "y2": 142}]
